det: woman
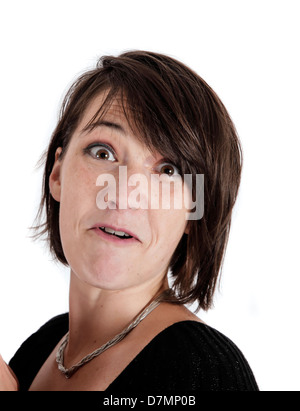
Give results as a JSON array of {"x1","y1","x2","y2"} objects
[{"x1": 1, "y1": 50, "x2": 258, "y2": 391}]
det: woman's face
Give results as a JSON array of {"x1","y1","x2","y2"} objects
[{"x1": 50, "y1": 93, "x2": 190, "y2": 294}]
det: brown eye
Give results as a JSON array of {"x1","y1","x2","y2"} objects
[
  {"x1": 85, "y1": 143, "x2": 116, "y2": 161},
  {"x1": 159, "y1": 163, "x2": 179, "y2": 177},
  {"x1": 96, "y1": 148, "x2": 110, "y2": 159}
]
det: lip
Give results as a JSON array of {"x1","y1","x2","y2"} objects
[{"x1": 89, "y1": 223, "x2": 140, "y2": 245}]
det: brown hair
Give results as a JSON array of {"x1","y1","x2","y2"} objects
[{"x1": 33, "y1": 50, "x2": 242, "y2": 311}]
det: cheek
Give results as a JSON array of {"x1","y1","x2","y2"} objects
[
  {"x1": 59, "y1": 160, "x2": 100, "y2": 237},
  {"x1": 149, "y1": 209, "x2": 187, "y2": 260},
  {"x1": 61, "y1": 160, "x2": 98, "y2": 204}
]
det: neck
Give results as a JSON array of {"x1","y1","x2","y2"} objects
[{"x1": 66, "y1": 270, "x2": 168, "y2": 363}]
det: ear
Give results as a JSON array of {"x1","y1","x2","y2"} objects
[{"x1": 49, "y1": 147, "x2": 63, "y2": 202}]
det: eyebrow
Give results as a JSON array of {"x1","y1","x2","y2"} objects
[{"x1": 82, "y1": 120, "x2": 127, "y2": 135}]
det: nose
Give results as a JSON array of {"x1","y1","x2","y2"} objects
[
  {"x1": 117, "y1": 165, "x2": 149, "y2": 210},
  {"x1": 96, "y1": 165, "x2": 150, "y2": 211}
]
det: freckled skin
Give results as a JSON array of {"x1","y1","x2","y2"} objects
[{"x1": 50, "y1": 94, "x2": 190, "y2": 293}]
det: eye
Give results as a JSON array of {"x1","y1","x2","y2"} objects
[
  {"x1": 84, "y1": 143, "x2": 117, "y2": 162},
  {"x1": 157, "y1": 162, "x2": 180, "y2": 177}
]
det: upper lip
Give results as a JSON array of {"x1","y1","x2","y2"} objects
[{"x1": 90, "y1": 223, "x2": 140, "y2": 241}]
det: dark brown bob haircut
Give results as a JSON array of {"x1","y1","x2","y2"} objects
[{"x1": 34, "y1": 50, "x2": 242, "y2": 311}]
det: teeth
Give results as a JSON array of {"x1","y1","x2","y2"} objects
[
  {"x1": 115, "y1": 230, "x2": 130, "y2": 237},
  {"x1": 103, "y1": 227, "x2": 115, "y2": 234},
  {"x1": 100, "y1": 227, "x2": 131, "y2": 238}
]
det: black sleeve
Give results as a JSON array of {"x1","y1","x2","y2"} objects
[{"x1": 9, "y1": 313, "x2": 69, "y2": 391}]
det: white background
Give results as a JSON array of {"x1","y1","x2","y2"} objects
[{"x1": 0, "y1": 0, "x2": 299, "y2": 391}]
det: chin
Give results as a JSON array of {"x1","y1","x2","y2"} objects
[{"x1": 75, "y1": 260, "x2": 134, "y2": 291}]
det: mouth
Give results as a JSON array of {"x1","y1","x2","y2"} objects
[
  {"x1": 90, "y1": 224, "x2": 140, "y2": 243},
  {"x1": 98, "y1": 226, "x2": 133, "y2": 239}
]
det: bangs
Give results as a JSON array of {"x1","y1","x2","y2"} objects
[{"x1": 81, "y1": 72, "x2": 202, "y2": 177}]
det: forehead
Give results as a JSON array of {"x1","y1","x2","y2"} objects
[
  {"x1": 80, "y1": 92, "x2": 126, "y2": 125},
  {"x1": 77, "y1": 92, "x2": 163, "y2": 159}
]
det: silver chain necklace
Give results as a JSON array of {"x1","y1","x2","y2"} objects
[{"x1": 56, "y1": 294, "x2": 164, "y2": 379}]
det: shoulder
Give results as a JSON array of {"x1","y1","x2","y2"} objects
[
  {"x1": 163, "y1": 321, "x2": 259, "y2": 391},
  {"x1": 115, "y1": 320, "x2": 259, "y2": 392},
  {"x1": 10, "y1": 313, "x2": 69, "y2": 361},
  {"x1": 9, "y1": 313, "x2": 69, "y2": 391},
  {"x1": 36, "y1": 313, "x2": 69, "y2": 336},
  {"x1": 164, "y1": 321, "x2": 259, "y2": 391},
  {"x1": 12, "y1": 313, "x2": 69, "y2": 354},
  {"x1": 162, "y1": 321, "x2": 251, "y2": 365}
]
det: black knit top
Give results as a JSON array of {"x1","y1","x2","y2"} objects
[{"x1": 9, "y1": 313, "x2": 259, "y2": 391}]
